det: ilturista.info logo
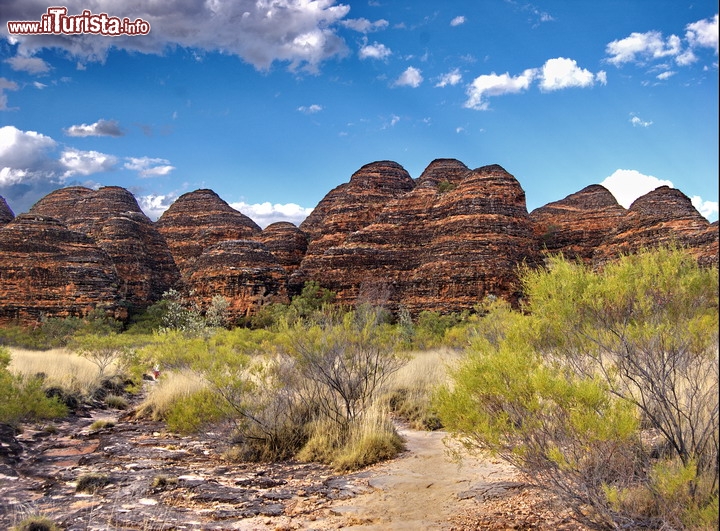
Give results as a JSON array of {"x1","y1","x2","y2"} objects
[{"x1": 7, "y1": 6, "x2": 151, "y2": 36}]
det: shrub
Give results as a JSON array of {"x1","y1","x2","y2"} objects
[
  {"x1": 88, "y1": 419, "x2": 115, "y2": 431},
  {"x1": 75, "y1": 472, "x2": 110, "y2": 493},
  {"x1": 12, "y1": 515, "x2": 61, "y2": 531},
  {"x1": 0, "y1": 347, "x2": 68, "y2": 427},
  {"x1": 104, "y1": 394, "x2": 128, "y2": 410},
  {"x1": 436, "y1": 247, "x2": 719, "y2": 529}
]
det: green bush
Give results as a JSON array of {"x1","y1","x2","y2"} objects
[{"x1": 436, "y1": 247, "x2": 719, "y2": 529}]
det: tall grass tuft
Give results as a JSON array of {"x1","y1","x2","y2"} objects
[{"x1": 8, "y1": 347, "x2": 101, "y2": 397}]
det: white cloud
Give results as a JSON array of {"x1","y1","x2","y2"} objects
[
  {"x1": 60, "y1": 148, "x2": 118, "y2": 177},
  {"x1": 341, "y1": 18, "x2": 388, "y2": 33},
  {"x1": 393, "y1": 66, "x2": 423, "y2": 88},
  {"x1": 685, "y1": 14, "x2": 719, "y2": 52},
  {"x1": 435, "y1": 68, "x2": 462, "y2": 87},
  {"x1": 230, "y1": 201, "x2": 313, "y2": 228},
  {"x1": 605, "y1": 31, "x2": 682, "y2": 66},
  {"x1": 0, "y1": 125, "x2": 64, "y2": 211},
  {"x1": 539, "y1": 57, "x2": 603, "y2": 91},
  {"x1": 629, "y1": 113, "x2": 652, "y2": 127},
  {"x1": 4, "y1": 55, "x2": 51, "y2": 74},
  {"x1": 0, "y1": 78, "x2": 19, "y2": 110},
  {"x1": 606, "y1": 15, "x2": 718, "y2": 69},
  {"x1": 124, "y1": 156, "x2": 175, "y2": 177},
  {"x1": 690, "y1": 195, "x2": 719, "y2": 220},
  {"x1": 656, "y1": 70, "x2": 676, "y2": 80},
  {"x1": 64, "y1": 119, "x2": 124, "y2": 137},
  {"x1": 136, "y1": 192, "x2": 178, "y2": 221},
  {"x1": 464, "y1": 69, "x2": 536, "y2": 110},
  {"x1": 359, "y1": 41, "x2": 392, "y2": 60},
  {"x1": 450, "y1": 16, "x2": 466, "y2": 27},
  {"x1": 1, "y1": 0, "x2": 352, "y2": 72},
  {"x1": 298, "y1": 104, "x2": 323, "y2": 114},
  {"x1": 600, "y1": 169, "x2": 674, "y2": 208}
]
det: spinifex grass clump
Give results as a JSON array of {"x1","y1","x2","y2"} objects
[{"x1": 75, "y1": 472, "x2": 110, "y2": 493}]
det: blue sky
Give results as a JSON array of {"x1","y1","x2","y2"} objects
[{"x1": 1, "y1": 0, "x2": 718, "y2": 226}]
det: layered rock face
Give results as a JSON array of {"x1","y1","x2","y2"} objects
[
  {"x1": 185, "y1": 240, "x2": 289, "y2": 320},
  {"x1": 298, "y1": 161, "x2": 416, "y2": 255},
  {"x1": 529, "y1": 185, "x2": 627, "y2": 263},
  {"x1": 0, "y1": 214, "x2": 123, "y2": 324},
  {"x1": 593, "y1": 186, "x2": 718, "y2": 266},
  {"x1": 0, "y1": 196, "x2": 13, "y2": 225},
  {"x1": 258, "y1": 222, "x2": 309, "y2": 275},
  {"x1": 156, "y1": 189, "x2": 261, "y2": 274},
  {"x1": 29, "y1": 186, "x2": 179, "y2": 309},
  {"x1": 292, "y1": 161, "x2": 541, "y2": 313}
]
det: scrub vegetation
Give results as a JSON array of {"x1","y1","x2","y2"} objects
[{"x1": 1, "y1": 246, "x2": 717, "y2": 529}]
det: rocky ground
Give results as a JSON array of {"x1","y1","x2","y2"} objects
[{"x1": 1, "y1": 389, "x2": 592, "y2": 530}]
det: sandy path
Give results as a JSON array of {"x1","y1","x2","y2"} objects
[{"x1": 309, "y1": 425, "x2": 521, "y2": 530}]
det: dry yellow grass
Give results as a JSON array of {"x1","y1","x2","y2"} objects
[
  {"x1": 135, "y1": 370, "x2": 209, "y2": 421},
  {"x1": 7, "y1": 347, "x2": 101, "y2": 396}
]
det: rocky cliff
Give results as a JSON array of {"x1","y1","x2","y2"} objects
[
  {"x1": 29, "y1": 186, "x2": 179, "y2": 310},
  {"x1": 0, "y1": 196, "x2": 13, "y2": 225},
  {"x1": 292, "y1": 161, "x2": 541, "y2": 313},
  {"x1": 0, "y1": 160, "x2": 717, "y2": 326},
  {"x1": 156, "y1": 189, "x2": 262, "y2": 275},
  {"x1": 0, "y1": 214, "x2": 123, "y2": 324}
]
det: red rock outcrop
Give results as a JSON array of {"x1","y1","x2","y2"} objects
[
  {"x1": 0, "y1": 214, "x2": 123, "y2": 325},
  {"x1": 529, "y1": 185, "x2": 627, "y2": 263},
  {"x1": 0, "y1": 196, "x2": 13, "y2": 225},
  {"x1": 592, "y1": 186, "x2": 718, "y2": 266},
  {"x1": 29, "y1": 186, "x2": 179, "y2": 309},
  {"x1": 156, "y1": 189, "x2": 261, "y2": 275},
  {"x1": 258, "y1": 222, "x2": 309, "y2": 275},
  {"x1": 292, "y1": 162, "x2": 541, "y2": 314},
  {"x1": 298, "y1": 161, "x2": 416, "y2": 254},
  {"x1": 184, "y1": 240, "x2": 289, "y2": 321}
]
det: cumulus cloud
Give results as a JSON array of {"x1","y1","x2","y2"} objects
[
  {"x1": 691, "y1": 196, "x2": 719, "y2": 220},
  {"x1": 341, "y1": 18, "x2": 388, "y2": 33},
  {"x1": 435, "y1": 68, "x2": 462, "y2": 87},
  {"x1": 359, "y1": 41, "x2": 392, "y2": 60},
  {"x1": 0, "y1": 78, "x2": 19, "y2": 110},
  {"x1": 464, "y1": 69, "x2": 537, "y2": 110},
  {"x1": 60, "y1": 148, "x2": 118, "y2": 177},
  {"x1": 539, "y1": 57, "x2": 605, "y2": 91},
  {"x1": 135, "y1": 192, "x2": 178, "y2": 221},
  {"x1": 0, "y1": 125, "x2": 64, "y2": 212},
  {"x1": 600, "y1": 169, "x2": 673, "y2": 208},
  {"x1": 605, "y1": 14, "x2": 718, "y2": 68},
  {"x1": 4, "y1": 55, "x2": 51, "y2": 74},
  {"x1": 602, "y1": 169, "x2": 719, "y2": 221},
  {"x1": 464, "y1": 57, "x2": 606, "y2": 110},
  {"x1": 64, "y1": 119, "x2": 124, "y2": 137},
  {"x1": 124, "y1": 157, "x2": 175, "y2": 177},
  {"x1": 229, "y1": 201, "x2": 313, "y2": 228},
  {"x1": 450, "y1": 16, "x2": 466, "y2": 27},
  {"x1": 0, "y1": 0, "x2": 352, "y2": 72},
  {"x1": 393, "y1": 66, "x2": 423, "y2": 88}
]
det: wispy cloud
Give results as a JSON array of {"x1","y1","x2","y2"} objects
[
  {"x1": 342, "y1": 18, "x2": 389, "y2": 33},
  {"x1": 464, "y1": 69, "x2": 537, "y2": 110},
  {"x1": 0, "y1": 78, "x2": 19, "y2": 110},
  {"x1": 124, "y1": 157, "x2": 175, "y2": 177},
  {"x1": 629, "y1": 113, "x2": 653, "y2": 127},
  {"x1": 450, "y1": 16, "x2": 466, "y2": 27},
  {"x1": 4, "y1": 54, "x2": 51, "y2": 74},
  {"x1": 298, "y1": 104, "x2": 323, "y2": 114},
  {"x1": 435, "y1": 68, "x2": 462, "y2": 87}
]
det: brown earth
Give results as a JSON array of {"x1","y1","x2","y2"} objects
[{"x1": 0, "y1": 379, "x2": 592, "y2": 531}]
